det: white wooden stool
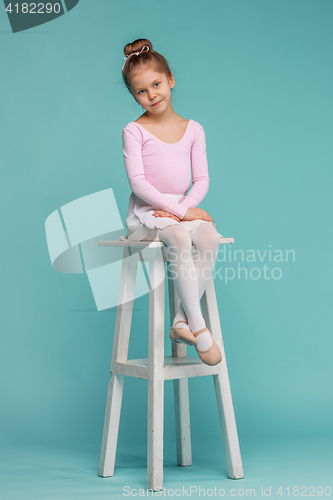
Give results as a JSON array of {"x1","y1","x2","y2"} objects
[{"x1": 97, "y1": 237, "x2": 244, "y2": 491}]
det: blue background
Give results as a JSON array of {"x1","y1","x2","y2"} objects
[{"x1": 1, "y1": 0, "x2": 332, "y2": 498}]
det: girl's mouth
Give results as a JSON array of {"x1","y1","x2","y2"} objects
[{"x1": 152, "y1": 100, "x2": 162, "y2": 107}]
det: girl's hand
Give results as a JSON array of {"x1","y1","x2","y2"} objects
[
  {"x1": 153, "y1": 210, "x2": 181, "y2": 222},
  {"x1": 183, "y1": 207, "x2": 214, "y2": 223}
]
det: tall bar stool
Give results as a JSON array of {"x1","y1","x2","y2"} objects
[{"x1": 97, "y1": 236, "x2": 244, "y2": 491}]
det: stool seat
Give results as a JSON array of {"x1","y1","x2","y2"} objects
[
  {"x1": 98, "y1": 236, "x2": 235, "y2": 248},
  {"x1": 97, "y1": 236, "x2": 244, "y2": 491}
]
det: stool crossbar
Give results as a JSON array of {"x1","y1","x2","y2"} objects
[{"x1": 97, "y1": 237, "x2": 244, "y2": 491}]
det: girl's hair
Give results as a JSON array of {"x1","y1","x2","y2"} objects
[{"x1": 122, "y1": 38, "x2": 172, "y2": 92}]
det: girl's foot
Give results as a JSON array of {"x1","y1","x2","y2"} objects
[
  {"x1": 193, "y1": 328, "x2": 222, "y2": 366},
  {"x1": 169, "y1": 321, "x2": 197, "y2": 346},
  {"x1": 195, "y1": 329, "x2": 213, "y2": 351}
]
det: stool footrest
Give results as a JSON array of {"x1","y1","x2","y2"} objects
[{"x1": 114, "y1": 356, "x2": 220, "y2": 380}]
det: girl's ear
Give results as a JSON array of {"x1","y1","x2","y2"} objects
[{"x1": 169, "y1": 73, "x2": 175, "y2": 89}]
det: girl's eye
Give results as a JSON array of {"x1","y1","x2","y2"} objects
[{"x1": 137, "y1": 83, "x2": 160, "y2": 95}]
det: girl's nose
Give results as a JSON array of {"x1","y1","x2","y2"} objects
[{"x1": 148, "y1": 90, "x2": 157, "y2": 100}]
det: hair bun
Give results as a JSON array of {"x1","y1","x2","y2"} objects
[{"x1": 124, "y1": 38, "x2": 153, "y2": 57}]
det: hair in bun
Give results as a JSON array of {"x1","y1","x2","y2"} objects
[{"x1": 122, "y1": 38, "x2": 172, "y2": 91}]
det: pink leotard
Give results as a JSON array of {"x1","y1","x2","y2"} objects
[{"x1": 122, "y1": 119, "x2": 210, "y2": 220}]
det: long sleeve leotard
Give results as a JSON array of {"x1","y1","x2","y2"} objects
[{"x1": 122, "y1": 119, "x2": 210, "y2": 220}]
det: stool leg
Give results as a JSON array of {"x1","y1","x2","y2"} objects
[
  {"x1": 173, "y1": 378, "x2": 192, "y2": 466},
  {"x1": 147, "y1": 249, "x2": 165, "y2": 491},
  {"x1": 201, "y1": 277, "x2": 244, "y2": 479},
  {"x1": 99, "y1": 248, "x2": 138, "y2": 477},
  {"x1": 167, "y1": 262, "x2": 192, "y2": 467},
  {"x1": 98, "y1": 374, "x2": 124, "y2": 477}
]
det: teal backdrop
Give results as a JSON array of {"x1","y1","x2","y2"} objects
[{"x1": 1, "y1": 1, "x2": 332, "y2": 499}]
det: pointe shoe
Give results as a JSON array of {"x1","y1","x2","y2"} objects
[
  {"x1": 169, "y1": 321, "x2": 197, "y2": 346},
  {"x1": 193, "y1": 328, "x2": 222, "y2": 366}
]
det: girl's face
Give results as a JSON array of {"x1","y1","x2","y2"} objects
[{"x1": 129, "y1": 66, "x2": 175, "y2": 114}]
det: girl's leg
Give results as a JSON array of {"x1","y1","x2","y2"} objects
[
  {"x1": 173, "y1": 223, "x2": 220, "y2": 323},
  {"x1": 172, "y1": 223, "x2": 220, "y2": 350},
  {"x1": 157, "y1": 224, "x2": 206, "y2": 333}
]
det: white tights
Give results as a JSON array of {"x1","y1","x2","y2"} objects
[{"x1": 156, "y1": 222, "x2": 220, "y2": 335}]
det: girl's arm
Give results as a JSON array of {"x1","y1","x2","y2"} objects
[
  {"x1": 122, "y1": 125, "x2": 188, "y2": 220},
  {"x1": 178, "y1": 124, "x2": 210, "y2": 209}
]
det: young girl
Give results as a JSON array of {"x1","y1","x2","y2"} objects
[{"x1": 120, "y1": 38, "x2": 222, "y2": 366}]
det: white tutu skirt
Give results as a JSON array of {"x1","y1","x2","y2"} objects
[{"x1": 119, "y1": 192, "x2": 223, "y2": 242}]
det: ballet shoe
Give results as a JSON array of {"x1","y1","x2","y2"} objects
[
  {"x1": 193, "y1": 328, "x2": 222, "y2": 366},
  {"x1": 169, "y1": 321, "x2": 197, "y2": 346}
]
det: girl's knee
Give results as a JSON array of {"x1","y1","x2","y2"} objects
[
  {"x1": 158, "y1": 225, "x2": 192, "y2": 249},
  {"x1": 194, "y1": 224, "x2": 220, "y2": 251}
]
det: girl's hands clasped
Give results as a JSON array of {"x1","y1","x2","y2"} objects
[
  {"x1": 153, "y1": 210, "x2": 181, "y2": 222},
  {"x1": 152, "y1": 207, "x2": 213, "y2": 224}
]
